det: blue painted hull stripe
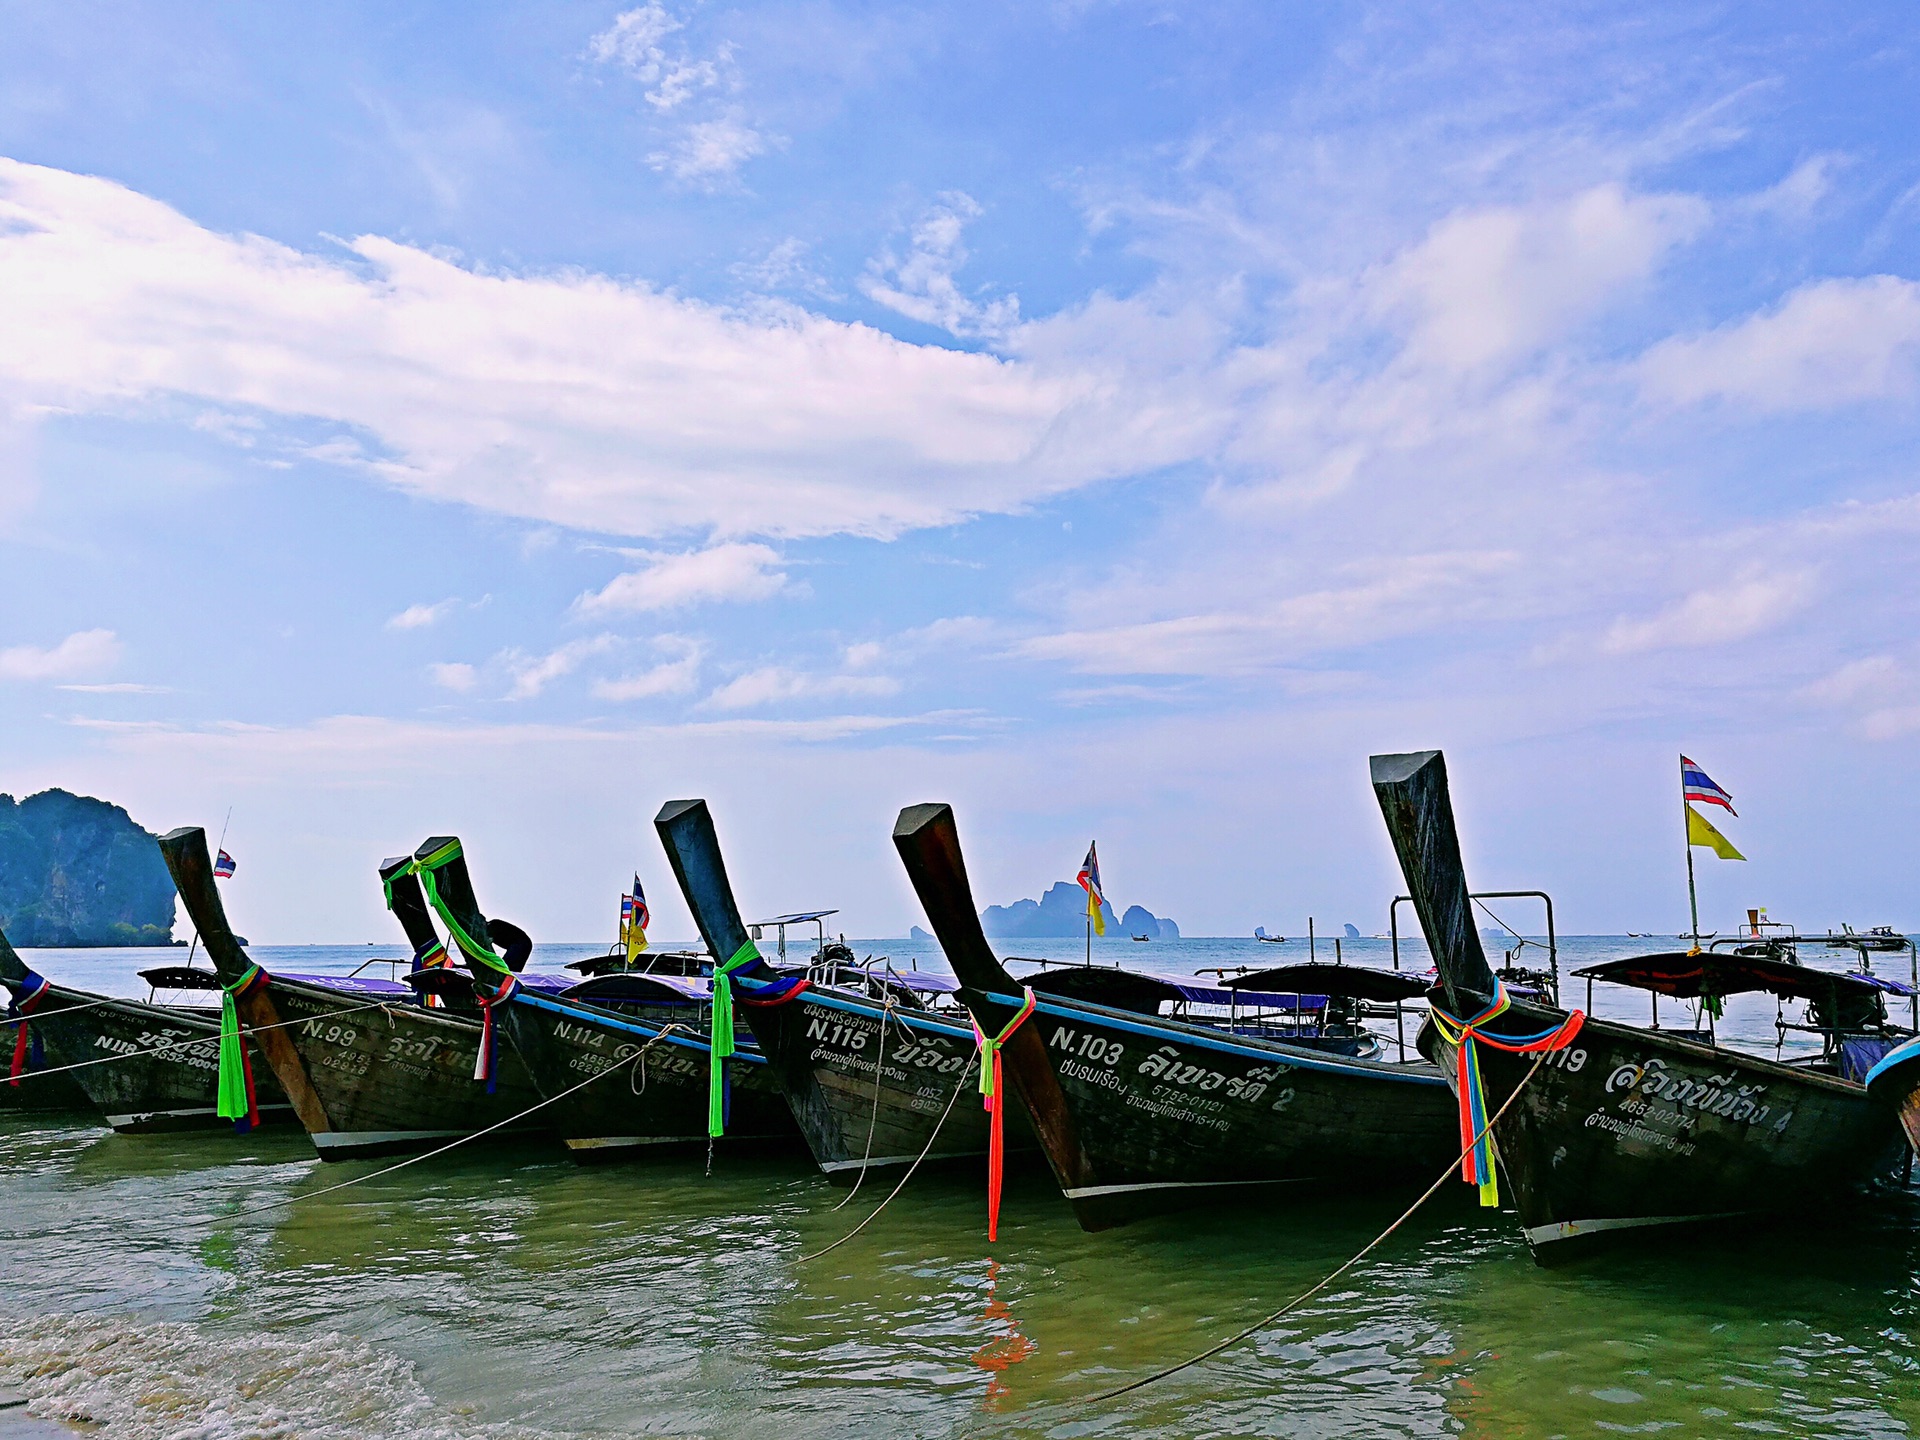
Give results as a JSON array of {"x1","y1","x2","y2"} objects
[
  {"x1": 510, "y1": 991, "x2": 768, "y2": 1066},
  {"x1": 981, "y1": 989, "x2": 1444, "y2": 1086}
]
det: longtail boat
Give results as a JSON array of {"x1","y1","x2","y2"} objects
[
  {"x1": 890, "y1": 802, "x2": 1458, "y2": 1230},
  {"x1": 654, "y1": 798, "x2": 1019, "y2": 1182},
  {"x1": 159, "y1": 825, "x2": 561, "y2": 1160},
  {"x1": 2, "y1": 922, "x2": 114, "y2": 1116},
  {"x1": 1369, "y1": 748, "x2": 1913, "y2": 1261},
  {"x1": 395, "y1": 835, "x2": 797, "y2": 1159}
]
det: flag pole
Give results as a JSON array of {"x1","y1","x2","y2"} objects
[{"x1": 1681, "y1": 758, "x2": 1700, "y2": 954}]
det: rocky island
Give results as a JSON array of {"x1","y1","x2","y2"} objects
[{"x1": 0, "y1": 789, "x2": 177, "y2": 946}]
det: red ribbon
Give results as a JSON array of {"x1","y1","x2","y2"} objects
[
  {"x1": 9, "y1": 977, "x2": 50, "y2": 1087},
  {"x1": 473, "y1": 971, "x2": 519, "y2": 1093},
  {"x1": 975, "y1": 988, "x2": 1037, "y2": 1242}
]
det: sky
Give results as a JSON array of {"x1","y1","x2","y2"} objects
[{"x1": 1, "y1": 1, "x2": 1917, "y2": 944}]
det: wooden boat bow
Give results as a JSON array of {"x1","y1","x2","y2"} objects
[{"x1": 1368, "y1": 750, "x2": 1496, "y2": 1012}]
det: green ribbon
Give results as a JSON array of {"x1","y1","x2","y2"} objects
[
  {"x1": 408, "y1": 839, "x2": 508, "y2": 975},
  {"x1": 708, "y1": 938, "x2": 761, "y2": 1138},
  {"x1": 216, "y1": 964, "x2": 260, "y2": 1122}
]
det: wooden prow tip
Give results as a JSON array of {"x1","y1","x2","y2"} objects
[
  {"x1": 652, "y1": 798, "x2": 754, "y2": 966},
  {"x1": 379, "y1": 855, "x2": 441, "y2": 955},
  {"x1": 0, "y1": 923, "x2": 28, "y2": 984},
  {"x1": 409, "y1": 835, "x2": 499, "y2": 977},
  {"x1": 891, "y1": 803, "x2": 1017, "y2": 995},
  {"x1": 157, "y1": 825, "x2": 254, "y2": 984},
  {"x1": 1367, "y1": 749, "x2": 1496, "y2": 1010}
]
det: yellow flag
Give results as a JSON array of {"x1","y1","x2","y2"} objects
[{"x1": 1687, "y1": 804, "x2": 1745, "y2": 861}]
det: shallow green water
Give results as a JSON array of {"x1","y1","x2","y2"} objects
[
  {"x1": 6, "y1": 938, "x2": 1920, "y2": 1438},
  {"x1": 6, "y1": 1110, "x2": 1920, "y2": 1439}
]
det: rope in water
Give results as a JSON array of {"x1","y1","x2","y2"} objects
[
  {"x1": 831, "y1": 991, "x2": 897, "y2": 1212},
  {"x1": 798, "y1": 1028, "x2": 981, "y2": 1264},
  {"x1": 1082, "y1": 1047, "x2": 1556, "y2": 1405},
  {"x1": 0, "y1": 997, "x2": 401, "y2": 1084},
  {"x1": 218, "y1": 1024, "x2": 696, "y2": 1222}
]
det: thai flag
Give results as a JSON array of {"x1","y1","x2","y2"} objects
[
  {"x1": 1681, "y1": 756, "x2": 1736, "y2": 815},
  {"x1": 213, "y1": 850, "x2": 237, "y2": 879},
  {"x1": 631, "y1": 875, "x2": 649, "y2": 932},
  {"x1": 620, "y1": 895, "x2": 633, "y2": 923},
  {"x1": 1077, "y1": 843, "x2": 1104, "y2": 907}
]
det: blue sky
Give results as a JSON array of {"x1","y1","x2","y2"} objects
[{"x1": 2, "y1": 2, "x2": 1917, "y2": 943}]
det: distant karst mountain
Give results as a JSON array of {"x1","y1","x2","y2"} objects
[
  {"x1": 0, "y1": 789, "x2": 176, "y2": 947},
  {"x1": 975, "y1": 881, "x2": 1180, "y2": 940}
]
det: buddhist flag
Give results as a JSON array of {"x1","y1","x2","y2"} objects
[
  {"x1": 1687, "y1": 805, "x2": 1745, "y2": 861},
  {"x1": 1077, "y1": 842, "x2": 1107, "y2": 936}
]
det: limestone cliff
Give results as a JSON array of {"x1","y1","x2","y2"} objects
[{"x1": 0, "y1": 789, "x2": 176, "y2": 946}]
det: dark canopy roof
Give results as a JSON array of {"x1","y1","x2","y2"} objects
[
  {"x1": 1221, "y1": 964, "x2": 1429, "y2": 1002},
  {"x1": 1573, "y1": 950, "x2": 1915, "y2": 1002},
  {"x1": 138, "y1": 965, "x2": 222, "y2": 992},
  {"x1": 1019, "y1": 965, "x2": 1328, "y2": 1013}
]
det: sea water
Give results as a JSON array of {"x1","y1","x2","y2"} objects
[{"x1": 5, "y1": 935, "x2": 1920, "y2": 1438}]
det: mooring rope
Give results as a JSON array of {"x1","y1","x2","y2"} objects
[
  {"x1": 799, "y1": 1029, "x2": 981, "y2": 1263},
  {"x1": 831, "y1": 991, "x2": 897, "y2": 1212},
  {"x1": 217, "y1": 1023, "x2": 696, "y2": 1222},
  {"x1": 1080, "y1": 1047, "x2": 1556, "y2": 1404},
  {"x1": 1, "y1": 995, "x2": 122, "y2": 1027},
  {"x1": 0, "y1": 997, "x2": 402, "y2": 1084}
]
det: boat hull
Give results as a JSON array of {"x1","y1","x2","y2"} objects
[
  {"x1": 258, "y1": 977, "x2": 551, "y2": 1160},
  {"x1": 1429, "y1": 1003, "x2": 1907, "y2": 1262},
  {"x1": 969, "y1": 987, "x2": 1458, "y2": 1230},
  {"x1": 11, "y1": 986, "x2": 294, "y2": 1132},
  {"x1": 743, "y1": 988, "x2": 1019, "y2": 1180},
  {"x1": 496, "y1": 991, "x2": 800, "y2": 1158}
]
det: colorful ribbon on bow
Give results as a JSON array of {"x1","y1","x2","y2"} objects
[
  {"x1": 217, "y1": 964, "x2": 270, "y2": 1132},
  {"x1": 973, "y1": 987, "x2": 1037, "y2": 1241},
  {"x1": 406, "y1": 838, "x2": 517, "y2": 1075},
  {"x1": 412, "y1": 937, "x2": 452, "y2": 1009},
  {"x1": 707, "y1": 939, "x2": 763, "y2": 1138},
  {"x1": 1427, "y1": 978, "x2": 1585, "y2": 1206},
  {"x1": 473, "y1": 971, "x2": 519, "y2": 1092},
  {"x1": 8, "y1": 972, "x2": 50, "y2": 1087}
]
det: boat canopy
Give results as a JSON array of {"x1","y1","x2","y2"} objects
[
  {"x1": 565, "y1": 948, "x2": 709, "y2": 977},
  {"x1": 137, "y1": 965, "x2": 222, "y2": 992},
  {"x1": 1572, "y1": 951, "x2": 1916, "y2": 1002},
  {"x1": 846, "y1": 964, "x2": 958, "y2": 995},
  {"x1": 563, "y1": 972, "x2": 708, "y2": 1005},
  {"x1": 750, "y1": 910, "x2": 840, "y2": 926},
  {"x1": 1020, "y1": 965, "x2": 1327, "y2": 1013},
  {"x1": 1221, "y1": 963, "x2": 1429, "y2": 1003}
]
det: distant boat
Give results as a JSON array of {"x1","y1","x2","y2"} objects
[
  {"x1": 1253, "y1": 926, "x2": 1285, "y2": 943},
  {"x1": 1828, "y1": 924, "x2": 1909, "y2": 953},
  {"x1": 1131, "y1": 933, "x2": 1151, "y2": 942}
]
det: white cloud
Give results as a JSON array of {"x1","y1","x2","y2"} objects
[
  {"x1": 57, "y1": 682, "x2": 167, "y2": 694},
  {"x1": 502, "y1": 635, "x2": 619, "y2": 700},
  {"x1": 1021, "y1": 554, "x2": 1515, "y2": 676},
  {"x1": 704, "y1": 666, "x2": 900, "y2": 710},
  {"x1": 650, "y1": 116, "x2": 766, "y2": 182},
  {"x1": 575, "y1": 542, "x2": 788, "y2": 614},
  {"x1": 0, "y1": 159, "x2": 1107, "y2": 542},
  {"x1": 592, "y1": 637, "x2": 704, "y2": 701},
  {"x1": 1641, "y1": 276, "x2": 1920, "y2": 410},
  {"x1": 1600, "y1": 569, "x2": 1814, "y2": 655},
  {"x1": 428, "y1": 661, "x2": 477, "y2": 692},
  {"x1": 1370, "y1": 184, "x2": 1708, "y2": 374},
  {"x1": 1800, "y1": 655, "x2": 1903, "y2": 708},
  {"x1": 588, "y1": 4, "x2": 723, "y2": 112},
  {"x1": 0, "y1": 628, "x2": 120, "y2": 681},
  {"x1": 387, "y1": 598, "x2": 459, "y2": 630},
  {"x1": 862, "y1": 192, "x2": 1021, "y2": 340}
]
